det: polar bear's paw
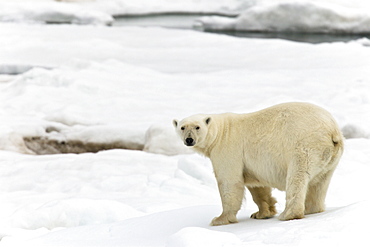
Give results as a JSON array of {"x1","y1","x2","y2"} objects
[
  {"x1": 211, "y1": 213, "x2": 238, "y2": 226},
  {"x1": 250, "y1": 199, "x2": 277, "y2": 219},
  {"x1": 278, "y1": 209, "x2": 304, "y2": 221},
  {"x1": 250, "y1": 206, "x2": 277, "y2": 219}
]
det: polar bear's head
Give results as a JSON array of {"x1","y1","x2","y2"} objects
[{"x1": 173, "y1": 115, "x2": 211, "y2": 148}]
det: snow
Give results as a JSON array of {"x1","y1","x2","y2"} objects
[
  {"x1": 1, "y1": 0, "x2": 370, "y2": 246},
  {"x1": 166, "y1": 227, "x2": 242, "y2": 247},
  {"x1": 0, "y1": 0, "x2": 113, "y2": 25}
]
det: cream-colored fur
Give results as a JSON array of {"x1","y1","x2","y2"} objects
[{"x1": 173, "y1": 102, "x2": 343, "y2": 225}]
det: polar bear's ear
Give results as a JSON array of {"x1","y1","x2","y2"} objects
[
  {"x1": 205, "y1": 117, "x2": 211, "y2": 125},
  {"x1": 173, "y1": 119, "x2": 178, "y2": 128}
]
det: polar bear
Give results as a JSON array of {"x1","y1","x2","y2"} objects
[{"x1": 173, "y1": 102, "x2": 343, "y2": 226}]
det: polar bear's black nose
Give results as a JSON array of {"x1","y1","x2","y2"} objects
[{"x1": 185, "y1": 138, "x2": 194, "y2": 146}]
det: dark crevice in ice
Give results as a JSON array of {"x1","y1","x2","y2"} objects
[{"x1": 23, "y1": 136, "x2": 144, "y2": 155}]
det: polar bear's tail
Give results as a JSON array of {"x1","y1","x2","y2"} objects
[
  {"x1": 331, "y1": 131, "x2": 344, "y2": 165},
  {"x1": 332, "y1": 134, "x2": 341, "y2": 146}
]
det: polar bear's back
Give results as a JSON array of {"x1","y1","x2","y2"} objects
[
  {"x1": 207, "y1": 102, "x2": 342, "y2": 151},
  {"x1": 210, "y1": 102, "x2": 343, "y2": 190},
  {"x1": 238, "y1": 102, "x2": 341, "y2": 141}
]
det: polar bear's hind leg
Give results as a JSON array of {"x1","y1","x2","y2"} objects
[
  {"x1": 248, "y1": 186, "x2": 277, "y2": 219},
  {"x1": 304, "y1": 169, "x2": 335, "y2": 215},
  {"x1": 279, "y1": 152, "x2": 311, "y2": 221}
]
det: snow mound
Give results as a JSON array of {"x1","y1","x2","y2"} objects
[
  {"x1": 166, "y1": 227, "x2": 241, "y2": 247},
  {"x1": 197, "y1": 1, "x2": 370, "y2": 33},
  {"x1": 144, "y1": 125, "x2": 193, "y2": 156},
  {"x1": 341, "y1": 124, "x2": 369, "y2": 139},
  {"x1": 0, "y1": 2, "x2": 113, "y2": 25}
]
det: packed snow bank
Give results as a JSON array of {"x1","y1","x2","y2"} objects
[
  {"x1": 2, "y1": 138, "x2": 370, "y2": 246},
  {"x1": 197, "y1": 1, "x2": 370, "y2": 33},
  {"x1": 0, "y1": 149, "x2": 220, "y2": 242}
]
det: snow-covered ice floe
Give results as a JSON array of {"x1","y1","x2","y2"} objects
[
  {"x1": 1, "y1": 22, "x2": 370, "y2": 155},
  {"x1": 196, "y1": 1, "x2": 370, "y2": 33},
  {"x1": 2, "y1": 143, "x2": 370, "y2": 246}
]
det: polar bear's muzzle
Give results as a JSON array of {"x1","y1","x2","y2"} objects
[
  {"x1": 184, "y1": 131, "x2": 196, "y2": 146},
  {"x1": 185, "y1": 137, "x2": 195, "y2": 146}
]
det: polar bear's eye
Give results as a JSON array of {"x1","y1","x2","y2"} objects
[
  {"x1": 181, "y1": 126, "x2": 185, "y2": 130},
  {"x1": 195, "y1": 126, "x2": 200, "y2": 130}
]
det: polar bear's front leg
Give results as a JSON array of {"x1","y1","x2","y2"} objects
[
  {"x1": 210, "y1": 159, "x2": 245, "y2": 226},
  {"x1": 211, "y1": 180, "x2": 245, "y2": 226}
]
